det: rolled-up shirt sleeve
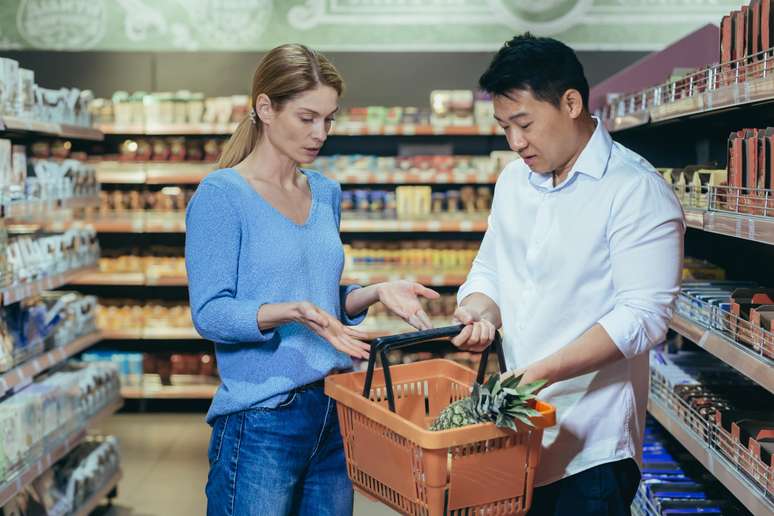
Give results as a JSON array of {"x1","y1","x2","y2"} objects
[
  {"x1": 598, "y1": 174, "x2": 685, "y2": 359},
  {"x1": 457, "y1": 211, "x2": 501, "y2": 306}
]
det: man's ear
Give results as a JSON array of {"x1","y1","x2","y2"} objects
[
  {"x1": 562, "y1": 89, "x2": 584, "y2": 119},
  {"x1": 255, "y1": 93, "x2": 274, "y2": 125}
]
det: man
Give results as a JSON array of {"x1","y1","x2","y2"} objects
[{"x1": 451, "y1": 34, "x2": 684, "y2": 515}]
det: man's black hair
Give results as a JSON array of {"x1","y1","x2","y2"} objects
[{"x1": 479, "y1": 33, "x2": 589, "y2": 110}]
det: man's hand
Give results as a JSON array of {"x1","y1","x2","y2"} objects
[{"x1": 451, "y1": 305, "x2": 497, "y2": 351}]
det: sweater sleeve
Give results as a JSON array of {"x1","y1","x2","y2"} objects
[
  {"x1": 185, "y1": 183, "x2": 275, "y2": 344},
  {"x1": 331, "y1": 181, "x2": 367, "y2": 326}
]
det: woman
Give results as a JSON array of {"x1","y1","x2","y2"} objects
[{"x1": 185, "y1": 44, "x2": 438, "y2": 515}]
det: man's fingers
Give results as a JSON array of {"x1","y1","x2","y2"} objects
[
  {"x1": 451, "y1": 324, "x2": 473, "y2": 347},
  {"x1": 417, "y1": 310, "x2": 432, "y2": 330},
  {"x1": 471, "y1": 322, "x2": 482, "y2": 346}
]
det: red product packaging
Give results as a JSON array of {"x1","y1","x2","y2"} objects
[
  {"x1": 750, "y1": 0, "x2": 762, "y2": 78},
  {"x1": 764, "y1": 0, "x2": 774, "y2": 55},
  {"x1": 736, "y1": 6, "x2": 750, "y2": 64},
  {"x1": 750, "y1": 304, "x2": 774, "y2": 358},
  {"x1": 721, "y1": 14, "x2": 734, "y2": 65}
]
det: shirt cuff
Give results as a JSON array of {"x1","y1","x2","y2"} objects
[
  {"x1": 457, "y1": 277, "x2": 499, "y2": 307},
  {"x1": 340, "y1": 285, "x2": 368, "y2": 326},
  {"x1": 597, "y1": 308, "x2": 640, "y2": 360}
]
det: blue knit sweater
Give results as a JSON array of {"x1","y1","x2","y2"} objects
[{"x1": 185, "y1": 168, "x2": 366, "y2": 424}]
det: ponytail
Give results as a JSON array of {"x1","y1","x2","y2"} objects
[{"x1": 218, "y1": 117, "x2": 260, "y2": 169}]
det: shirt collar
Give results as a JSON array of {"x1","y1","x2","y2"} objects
[{"x1": 528, "y1": 116, "x2": 613, "y2": 192}]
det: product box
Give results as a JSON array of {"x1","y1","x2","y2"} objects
[
  {"x1": 0, "y1": 58, "x2": 19, "y2": 117},
  {"x1": 16, "y1": 68, "x2": 34, "y2": 119},
  {"x1": 10, "y1": 145, "x2": 26, "y2": 202},
  {"x1": 0, "y1": 139, "x2": 12, "y2": 204}
]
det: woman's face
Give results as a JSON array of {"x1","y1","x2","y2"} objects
[{"x1": 262, "y1": 85, "x2": 339, "y2": 164}]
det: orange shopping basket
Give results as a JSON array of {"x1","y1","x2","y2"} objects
[{"x1": 325, "y1": 324, "x2": 556, "y2": 515}]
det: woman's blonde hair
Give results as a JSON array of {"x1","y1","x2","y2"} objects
[{"x1": 218, "y1": 44, "x2": 344, "y2": 169}]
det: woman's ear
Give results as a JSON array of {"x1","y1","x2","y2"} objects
[
  {"x1": 255, "y1": 93, "x2": 274, "y2": 125},
  {"x1": 562, "y1": 89, "x2": 584, "y2": 119}
]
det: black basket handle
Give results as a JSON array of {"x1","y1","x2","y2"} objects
[{"x1": 362, "y1": 324, "x2": 506, "y2": 412}]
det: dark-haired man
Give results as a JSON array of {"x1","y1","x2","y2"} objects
[{"x1": 451, "y1": 34, "x2": 684, "y2": 514}]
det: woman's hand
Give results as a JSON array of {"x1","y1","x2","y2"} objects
[
  {"x1": 293, "y1": 302, "x2": 371, "y2": 359},
  {"x1": 376, "y1": 281, "x2": 440, "y2": 330}
]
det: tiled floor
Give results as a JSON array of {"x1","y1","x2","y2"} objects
[{"x1": 92, "y1": 413, "x2": 396, "y2": 516}]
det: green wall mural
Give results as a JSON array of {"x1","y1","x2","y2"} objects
[{"x1": 0, "y1": 0, "x2": 745, "y2": 52}]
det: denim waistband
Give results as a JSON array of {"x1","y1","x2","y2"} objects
[{"x1": 290, "y1": 379, "x2": 325, "y2": 394}]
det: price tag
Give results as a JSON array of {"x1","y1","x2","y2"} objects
[
  {"x1": 432, "y1": 125, "x2": 445, "y2": 135},
  {"x1": 428, "y1": 221, "x2": 441, "y2": 231},
  {"x1": 402, "y1": 125, "x2": 416, "y2": 136},
  {"x1": 384, "y1": 125, "x2": 397, "y2": 135},
  {"x1": 460, "y1": 221, "x2": 474, "y2": 232},
  {"x1": 748, "y1": 219, "x2": 755, "y2": 240},
  {"x1": 399, "y1": 221, "x2": 412, "y2": 231},
  {"x1": 436, "y1": 175, "x2": 449, "y2": 184}
]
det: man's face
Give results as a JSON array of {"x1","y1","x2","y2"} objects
[{"x1": 493, "y1": 89, "x2": 577, "y2": 174}]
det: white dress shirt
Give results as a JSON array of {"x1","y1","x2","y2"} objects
[{"x1": 458, "y1": 119, "x2": 684, "y2": 486}]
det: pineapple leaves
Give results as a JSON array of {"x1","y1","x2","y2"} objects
[{"x1": 430, "y1": 372, "x2": 547, "y2": 431}]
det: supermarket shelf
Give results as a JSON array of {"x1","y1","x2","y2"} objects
[
  {"x1": 647, "y1": 397, "x2": 774, "y2": 515},
  {"x1": 70, "y1": 271, "x2": 147, "y2": 286},
  {"x1": 94, "y1": 161, "x2": 499, "y2": 186},
  {"x1": 679, "y1": 206, "x2": 774, "y2": 246},
  {"x1": 98, "y1": 122, "x2": 236, "y2": 136},
  {"x1": 0, "y1": 331, "x2": 103, "y2": 398},
  {"x1": 1, "y1": 116, "x2": 104, "y2": 141},
  {"x1": 121, "y1": 384, "x2": 217, "y2": 399},
  {"x1": 0, "y1": 430, "x2": 86, "y2": 508},
  {"x1": 333, "y1": 171, "x2": 498, "y2": 185},
  {"x1": 670, "y1": 314, "x2": 774, "y2": 394},
  {"x1": 340, "y1": 218, "x2": 488, "y2": 233},
  {"x1": 701, "y1": 211, "x2": 774, "y2": 246},
  {"x1": 102, "y1": 327, "x2": 201, "y2": 340},
  {"x1": 607, "y1": 63, "x2": 774, "y2": 134},
  {"x1": 2, "y1": 196, "x2": 100, "y2": 218},
  {"x1": 84, "y1": 214, "x2": 488, "y2": 233},
  {"x1": 1, "y1": 264, "x2": 99, "y2": 305},
  {"x1": 73, "y1": 469, "x2": 122, "y2": 516},
  {"x1": 0, "y1": 398, "x2": 121, "y2": 508},
  {"x1": 99, "y1": 123, "x2": 501, "y2": 137},
  {"x1": 72, "y1": 271, "x2": 464, "y2": 287},
  {"x1": 94, "y1": 161, "x2": 212, "y2": 184},
  {"x1": 342, "y1": 271, "x2": 467, "y2": 286}
]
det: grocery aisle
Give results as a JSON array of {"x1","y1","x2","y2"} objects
[{"x1": 94, "y1": 414, "x2": 397, "y2": 516}]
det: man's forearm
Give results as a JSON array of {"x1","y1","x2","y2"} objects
[
  {"x1": 520, "y1": 323, "x2": 624, "y2": 386},
  {"x1": 459, "y1": 293, "x2": 502, "y2": 327}
]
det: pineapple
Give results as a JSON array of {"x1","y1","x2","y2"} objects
[{"x1": 429, "y1": 373, "x2": 546, "y2": 431}]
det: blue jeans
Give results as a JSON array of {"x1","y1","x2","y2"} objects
[
  {"x1": 205, "y1": 385, "x2": 353, "y2": 516},
  {"x1": 528, "y1": 458, "x2": 641, "y2": 516}
]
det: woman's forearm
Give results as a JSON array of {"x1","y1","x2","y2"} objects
[
  {"x1": 257, "y1": 302, "x2": 302, "y2": 331},
  {"x1": 344, "y1": 284, "x2": 381, "y2": 317}
]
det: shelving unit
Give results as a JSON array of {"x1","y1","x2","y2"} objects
[
  {"x1": 0, "y1": 398, "x2": 122, "y2": 508},
  {"x1": 73, "y1": 469, "x2": 122, "y2": 516},
  {"x1": 647, "y1": 398, "x2": 773, "y2": 515},
  {"x1": 93, "y1": 161, "x2": 499, "y2": 186},
  {"x1": 71, "y1": 270, "x2": 468, "y2": 287},
  {"x1": 670, "y1": 313, "x2": 773, "y2": 394},
  {"x1": 0, "y1": 106, "x2": 122, "y2": 511},
  {"x1": 0, "y1": 331, "x2": 103, "y2": 397},
  {"x1": 121, "y1": 384, "x2": 217, "y2": 399},
  {"x1": 88, "y1": 114, "x2": 495, "y2": 402},
  {"x1": 1, "y1": 264, "x2": 98, "y2": 305},
  {"x1": 1, "y1": 116, "x2": 104, "y2": 141},
  {"x1": 98, "y1": 123, "x2": 501, "y2": 137},
  {"x1": 607, "y1": 40, "x2": 774, "y2": 513}
]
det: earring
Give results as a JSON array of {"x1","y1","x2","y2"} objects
[{"x1": 248, "y1": 108, "x2": 257, "y2": 125}]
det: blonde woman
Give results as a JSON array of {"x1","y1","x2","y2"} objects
[{"x1": 185, "y1": 44, "x2": 438, "y2": 515}]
